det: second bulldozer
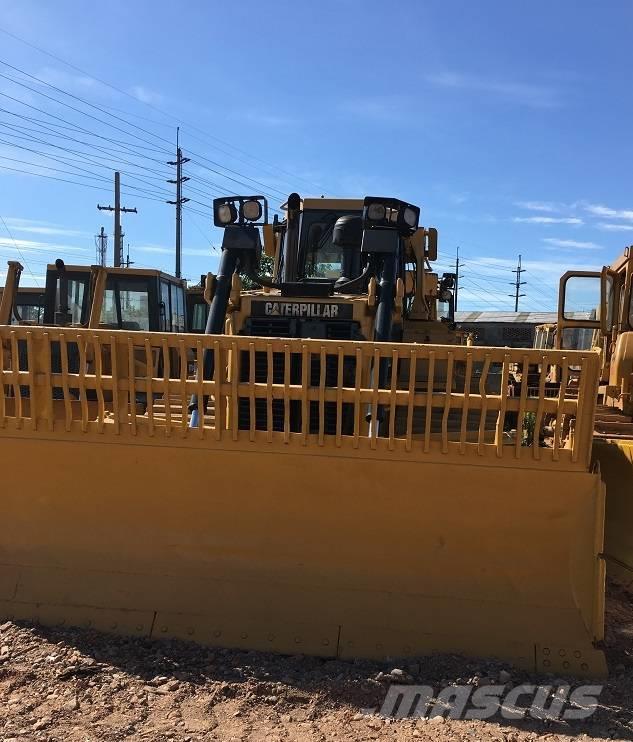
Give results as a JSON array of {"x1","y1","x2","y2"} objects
[{"x1": 554, "y1": 247, "x2": 633, "y2": 586}]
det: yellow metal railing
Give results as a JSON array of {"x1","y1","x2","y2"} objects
[{"x1": 0, "y1": 326, "x2": 601, "y2": 469}]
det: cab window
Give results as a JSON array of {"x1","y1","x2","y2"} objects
[
  {"x1": 562, "y1": 275, "x2": 600, "y2": 320},
  {"x1": 12, "y1": 294, "x2": 44, "y2": 324},
  {"x1": 100, "y1": 277, "x2": 151, "y2": 331},
  {"x1": 160, "y1": 280, "x2": 171, "y2": 331},
  {"x1": 190, "y1": 298, "x2": 208, "y2": 332},
  {"x1": 299, "y1": 209, "x2": 361, "y2": 280},
  {"x1": 628, "y1": 286, "x2": 633, "y2": 330},
  {"x1": 560, "y1": 327, "x2": 595, "y2": 350},
  {"x1": 57, "y1": 277, "x2": 88, "y2": 325},
  {"x1": 171, "y1": 284, "x2": 186, "y2": 332}
]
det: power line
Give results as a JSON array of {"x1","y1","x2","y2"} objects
[
  {"x1": 0, "y1": 25, "x2": 327, "y2": 193},
  {"x1": 0, "y1": 60, "x2": 288, "y2": 208},
  {"x1": 184, "y1": 209, "x2": 217, "y2": 252},
  {"x1": 0, "y1": 163, "x2": 169, "y2": 203},
  {"x1": 0, "y1": 214, "x2": 41, "y2": 286},
  {"x1": 0, "y1": 68, "x2": 172, "y2": 155}
]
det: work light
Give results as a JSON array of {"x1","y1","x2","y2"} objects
[
  {"x1": 216, "y1": 202, "x2": 237, "y2": 225},
  {"x1": 242, "y1": 199, "x2": 263, "y2": 222},
  {"x1": 213, "y1": 196, "x2": 268, "y2": 227},
  {"x1": 367, "y1": 203, "x2": 386, "y2": 221},
  {"x1": 362, "y1": 197, "x2": 420, "y2": 235},
  {"x1": 403, "y1": 206, "x2": 418, "y2": 228}
]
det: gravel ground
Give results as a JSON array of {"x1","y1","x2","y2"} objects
[{"x1": 0, "y1": 583, "x2": 632, "y2": 742}]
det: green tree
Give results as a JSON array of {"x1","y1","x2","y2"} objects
[{"x1": 240, "y1": 254, "x2": 274, "y2": 290}]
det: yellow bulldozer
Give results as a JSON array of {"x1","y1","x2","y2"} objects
[
  {"x1": 0, "y1": 258, "x2": 189, "y2": 416},
  {"x1": 0, "y1": 194, "x2": 608, "y2": 677},
  {"x1": 0, "y1": 285, "x2": 45, "y2": 326},
  {"x1": 0, "y1": 258, "x2": 187, "y2": 332},
  {"x1": 551, "y1": 246, "x2": 633, "y2": 587}
]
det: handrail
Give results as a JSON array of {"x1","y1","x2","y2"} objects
[{"x1": 0, "y1": 326, "x2": 601, "y2": 470}]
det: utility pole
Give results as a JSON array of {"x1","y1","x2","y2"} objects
[
  {"x1": 509, "y1": 254, "x2": 526, "y2": 312},
  {"x1": 167, "y1": 128, "x2": 190, "y2": 279},
  {"x1": 97, "y1": 171, "x2": 137, "y2": 268},
  {"x1": 95, "y1": 226, "x2": 107, "y2": 266},
  {"x1": 454, "y1": 246, "x2": 461, "y2": 312}
]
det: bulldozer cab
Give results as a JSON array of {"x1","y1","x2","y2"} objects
[
  {"x1": 0, "y1": 261, "x2": 44, "y2": 326},
  {"x1": 40, "y1": 262, "x2": 187, "y2": 332},
  {"x1": 557, "y1": 255, "x2": 631, "y2": 391},
  {"x1": 0, "y1": 261, "x2": 46, "y2": 326},
  {"x1": 278, "y1": 198, "x2": 366, "y2": 285},
  {"x1": 1, "y1": 260, "x2": 189, "y2": 400},
  {"x1": 13, "y1": 287, "x2": 46, "y2": 325},
  {"x1": 186, "y1": 276, "x2": 212, "y2": 333},
  {"x1": 208, "y1": 194, "x2": 452, "y2": 345}
]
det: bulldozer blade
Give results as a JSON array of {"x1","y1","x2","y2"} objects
[
  {"x1": 0, "y1": 327, "x2": 608, "y2": 677},
  {"x1": 593, "y1": 439, "x2": 633, "y2": 587},
  {"x1": 0, "y1": 437, "x2": 606, "y2": 677}
]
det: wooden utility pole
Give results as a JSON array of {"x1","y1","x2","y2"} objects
[
  {"x1": 97, "y1": 172, "x2": 137, "y2": 267},
  {"x1": 167, "y1": 128, "x2": 190, "y2": 279}
]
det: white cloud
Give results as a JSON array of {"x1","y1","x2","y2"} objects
[
  {"x1": 0, "y1": 270, "x2": 46, "y2": 284},
  {"x1": 513, "y1": 216, "x2": 583, "y2": 225},
  {"x1": 3, "y1": 217, "x2": 87, "y2": 238},
  {"x1": 184, "y1": 248, "x2": 215, "y2": 257},
  {"x1": 425, "y1": 72, "x2": 561, "y2": 108},
  {"x1": 596, "y1": 223, "x2": 633, "y2": 232},
  {"x1": 135, "y1": 245, "x2": 171, "y2": 254},
  {"x1": 542, "y1": 238, "x2": 602, "y2": 249},
  {"x1": 514, "y1": 200, "x2": 558, "y2": 212},
  {"x1": 584, "y1": 203, "x2": 633, "y2": 221},
  {"x1": 129, "y1": 85, "x2": 163, "y2": 106},
  {"x1": 0, "y1": 237, "x2": 86, "y2": 252}
]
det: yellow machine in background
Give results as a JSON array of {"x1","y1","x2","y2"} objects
[
  {"x1": 0, "y1": 194, "x2": 609, "y2": 677},
  {"x1": 555, "y1": 247, "x2": 633, "y2": 585},
  {"x1": 0, "y1": 265, "x2": 45, "y2": 326},
  {"x1": 0, "y1": 262, "x2": 45, "y2": 326},
  {"x1": 0, "y1": 258, "x2": 187, "y2": 332}
]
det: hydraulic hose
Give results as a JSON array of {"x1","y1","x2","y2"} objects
[
  {"x1": 189, "y1": 248, "x2": 240, "y2": 427},
  {"x1": 368, "y1": 253, "x2": 397, "y2": 436},
  {"x1": 333, "y1": 259, "x2": 375, "y2": 294}
]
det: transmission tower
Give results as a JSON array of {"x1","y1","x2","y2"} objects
[{"x1": 95, "y1": 226, "x2": 107, "y2": 266}]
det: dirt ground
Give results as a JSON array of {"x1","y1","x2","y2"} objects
[{"x1": 1, "y1": 583, "x2": 632, "y2": 742}]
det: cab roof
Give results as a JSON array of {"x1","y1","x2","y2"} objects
[{"x1": 46, "y1": 264, "x2": 187, "y2": 285}]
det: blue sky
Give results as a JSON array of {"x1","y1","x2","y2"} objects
[{"x1": 0, "y1": 0, "x2": 631, "y2": 311}]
